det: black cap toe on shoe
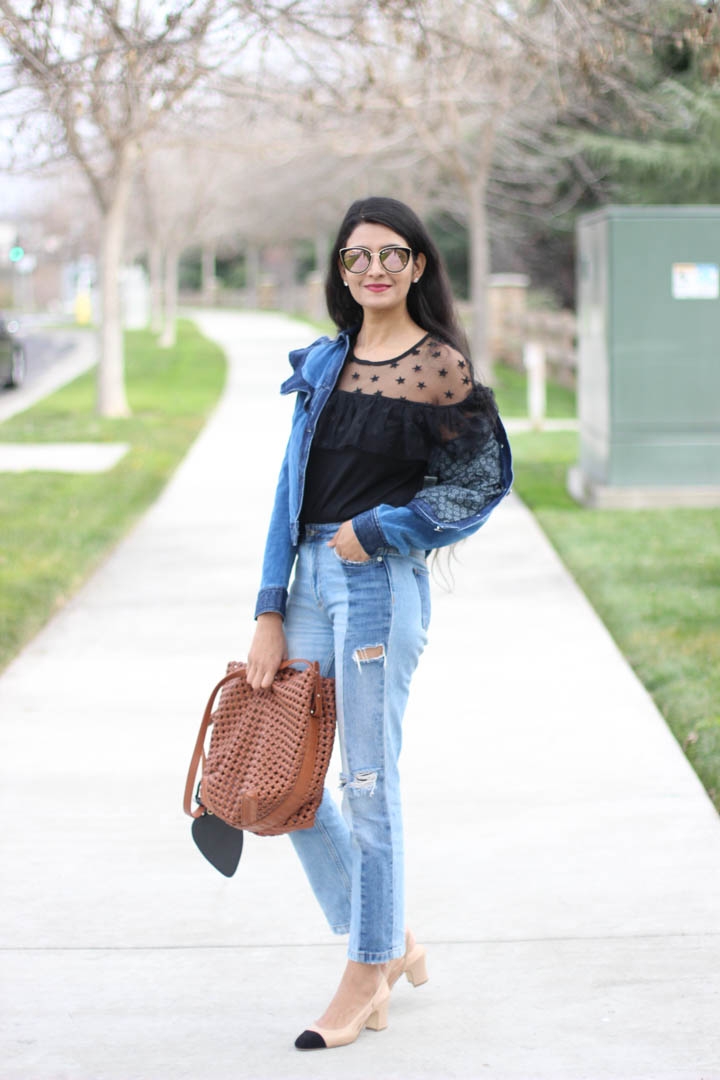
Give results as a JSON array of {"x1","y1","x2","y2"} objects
[{"x1": 295, "y1": 1029, "x2": 327, "y2": 1050}]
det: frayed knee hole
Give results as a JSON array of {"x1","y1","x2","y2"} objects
[
  {"x1": 352, "y1": 644, "x2": 385, "y2": 665},
  {"x1": 340, "y1": 769, "x2": 379, "y2": 796}
]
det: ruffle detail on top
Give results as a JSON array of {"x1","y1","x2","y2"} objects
[{"x1": 313, "y1": 384, "x2": 498, "y2": 462}]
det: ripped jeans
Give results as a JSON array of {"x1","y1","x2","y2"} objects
[{"x1": 283, "y1": 522, "x2": 431, "y2": 963}]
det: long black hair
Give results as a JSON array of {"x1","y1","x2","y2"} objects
[{"x1": 325, "y1": 196, "x2": 471, "y2": 363}]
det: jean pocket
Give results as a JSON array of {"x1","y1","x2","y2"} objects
[
  {"x1": 333, "y1": 550, "x2": 373, "y2": 568},
  {"x1": 412, "y1": 566, "x2": 431, "y2": 630}
]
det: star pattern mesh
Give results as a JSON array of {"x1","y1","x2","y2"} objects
[
  {"x1": 336, "y1": 333, "x2": 473, "y2": 404},
  {"x1": 310, "y1": 334, "x2": 498, "y2": 464}
]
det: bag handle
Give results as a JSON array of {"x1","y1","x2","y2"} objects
[{"x1": 182, "y1": 659, "x2": 324, "y2": 821}]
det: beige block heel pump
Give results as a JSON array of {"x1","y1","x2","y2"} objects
[{"x1": 294, "y1": 978, "x2": 390, "y2": 1050}]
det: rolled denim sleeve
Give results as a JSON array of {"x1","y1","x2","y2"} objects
[
  {"x1": 254, "y1": 586, "x2": 289, "y2": 620},
  {"x1": 351, "y1": 509, "x2": 386, "y2": 557}
]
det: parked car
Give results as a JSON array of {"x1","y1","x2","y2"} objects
[{"x1": 0, "y1": 316, "x2": 25, "y2": 388}]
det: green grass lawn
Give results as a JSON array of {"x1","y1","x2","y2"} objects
[
  {"x1": 0, "y1": 320, "x2": 226, "y2": 671},
  {"x1": 492, "y1": 361, "x2": 576, "y2": 418},
  {"x1": 511, "y1": 430, "x2": 720, "y2": 811}
]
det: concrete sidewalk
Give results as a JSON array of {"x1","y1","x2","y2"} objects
[{"x1": 1, "y1": 310, "x2": 719, "y2": 1080}]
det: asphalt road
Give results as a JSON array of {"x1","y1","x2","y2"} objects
[
  {"x1": 0, "y1": 324, "x2": 96, "y2": 422},
  {"x1": 20, "y1": 332, "x2": 73, "y2": 383}
]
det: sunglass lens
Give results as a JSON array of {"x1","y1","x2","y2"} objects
[
  {"x1": 380, "y1": 248, "x2": 410, "y2": 271},
  {"x1": 342, "y1": 248, "x2": 370, "y2": 273}
]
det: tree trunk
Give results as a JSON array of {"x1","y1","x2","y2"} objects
[
  {"x1": 97, "y1": 148, "x2": 136, "y2": 417},
  {"x1": 149, "y1": 240, "x2": 164, "y2": 334},
  {"x1": 314, "y1": 228, "x2": 330, "y2": 276},
  {"x1": 201, "y1": 243, "x2": 216, "y2": 304},
  {"x1": 245, "y1": 243, "x2": 260, "y2": 308},
  {"x1": 280, "y1": 243, "x2": 296, "y2": 312},
  {"x1": 159, "y1": 245, "x2": 179, "y2": 348},
  {"x1": 467, "y1": 170, "x2": 493, "y2": 384}
]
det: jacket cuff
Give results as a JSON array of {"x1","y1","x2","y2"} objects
[
  {"x1": 254, "y1": 587, "x2": 288, "y2": 620},
  {"x1": 351, "y1": 509, "x2": 385, "y2": 556}
]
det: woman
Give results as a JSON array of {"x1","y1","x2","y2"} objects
[{"x1": 247, "y1": 196, "x2": 512, "y2": 1050}]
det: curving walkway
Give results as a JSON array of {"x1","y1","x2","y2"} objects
[{"x1": 1, "y1": 309, "x2": 719, "y2": 1080}]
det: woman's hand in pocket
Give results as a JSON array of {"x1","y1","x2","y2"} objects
[
  {"x1": 247, "y1": 613, "x2": 287, "y2": 690},
  {"x1": 328, "y1": 520, "x2": 369, "y2": 562}
]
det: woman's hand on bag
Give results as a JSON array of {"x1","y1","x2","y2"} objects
[
  {"x1": 328, "y1": 520, "x2": 370, "y2": 562},
  {"x1": 247, "y1": 613, "x2": 288, "y2": 690}
]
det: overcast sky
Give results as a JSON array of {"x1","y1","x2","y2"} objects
[
  {"x1": 0, "y1": 176, "x2": 22, "y2": 218},
  {"x1": 0, "y1": 173, "x2": 42, "y2": 221}
]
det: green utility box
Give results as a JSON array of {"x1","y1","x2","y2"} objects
[{"x1": 570, "y1": 206, "x2": 720, "y2": 508}]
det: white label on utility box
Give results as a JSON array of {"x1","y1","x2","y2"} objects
[{"x1": 672, "y1": 263, "x2": 719, "y2": 299}]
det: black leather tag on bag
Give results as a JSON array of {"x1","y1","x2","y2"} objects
[{"x1": 191, "y1": 813, "x2": 244, "y2": 877}]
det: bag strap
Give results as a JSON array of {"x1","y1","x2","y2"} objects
[
  {"x1": 183, "y1": 667, "x2": 243, "y2": 819},
  {"x1": 182, "y1": 659, "x2": 325, "y2": 822}
]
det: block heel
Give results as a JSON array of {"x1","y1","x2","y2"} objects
[
  {"x1": 387, "y1": 930, "x2": 429, "y2": 991},
  {"x1": 405, "y1": 945, "x2": 428, "y2": 987}
]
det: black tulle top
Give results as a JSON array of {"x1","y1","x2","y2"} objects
[{"x1": 300, "y1": 333, "x2": 497, "y2": 525}]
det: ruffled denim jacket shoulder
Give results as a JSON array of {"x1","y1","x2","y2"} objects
[{"x1": 254, "y1": 331, "x2": 513, "y2": 619}]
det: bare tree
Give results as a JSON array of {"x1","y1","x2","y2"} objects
[
  {"x1": 129, "y1": 134, "x2": 239, "y2": 345},
  {"x1": 237, "y1": 0, "x2": 716, "y2": 371},
  {"x1": 0, "y1": 0, "x2": 251, "y2": 415},
  {"x1": 4, "y1": 0, "x2": 714, "y2": 397}
]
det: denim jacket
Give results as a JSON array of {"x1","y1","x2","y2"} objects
[{"x1": 255, "y1": 330, "x2": 513, "y2": 619}]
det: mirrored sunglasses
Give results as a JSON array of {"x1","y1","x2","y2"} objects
[{"x1": 340, "y1": 245, "x2": 413, "y2": 274}]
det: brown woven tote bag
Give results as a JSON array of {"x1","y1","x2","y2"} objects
[{"x1": 183, "y1": 659, "x2": 336, "y2": 836}]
